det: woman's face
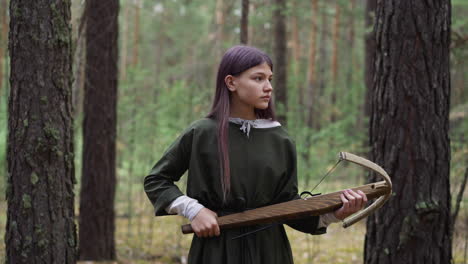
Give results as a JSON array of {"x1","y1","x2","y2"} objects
[{"x1": 226, "y1": 62, "x2": 273, "y2": 111}]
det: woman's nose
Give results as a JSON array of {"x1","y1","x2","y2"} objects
[{"x1": 264, "y1": 80, "x2": 273, "y2": 91}]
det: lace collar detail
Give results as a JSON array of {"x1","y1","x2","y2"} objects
[{"x1": 228, "y1": 117, "x2": 281, "y2": 138}]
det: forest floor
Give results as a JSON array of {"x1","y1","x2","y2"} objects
[{"x1": 0, "y1": 199, "x2": 466, "y2": 263}]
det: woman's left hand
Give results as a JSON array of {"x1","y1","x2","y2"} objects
[{"x1": 334, "y1": 189, "x2": 368, "y2": 220}]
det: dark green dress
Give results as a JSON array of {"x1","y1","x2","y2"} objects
[{"x1": 144, "y1": 117, "x2": 326, "y2": 264}]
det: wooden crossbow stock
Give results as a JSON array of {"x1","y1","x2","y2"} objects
[{"x1": 181, "y1": 152, "x2": 393, "y2": 234}]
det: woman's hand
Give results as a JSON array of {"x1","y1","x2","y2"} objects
[
  {"x1": 334, "y1": 189, "x2": 368, "y2": 220},
  {"x1": 191, "y1": 208, "x2": 220, "y2": 238}
]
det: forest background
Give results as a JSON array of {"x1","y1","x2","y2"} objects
[{"x1": 0, "y1": 0, "x2": 467, "y2": 263}]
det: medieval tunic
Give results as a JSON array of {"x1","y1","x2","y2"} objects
[{"x1": 144, "y1": 117, "x2": 326, "y2": 264}]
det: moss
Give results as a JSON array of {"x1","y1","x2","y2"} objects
[
  {"x1": 35, "y1": 137, "x2": 46, "y2": 153},
  {"x1": 415, "y1": 201, "x2": 429, "y2": 210},
  {"x1": 34, "y1": 225, "x2": 43, "y2": 235},
  {"x1": 15, "y1": 127, "x2": 24, "y2": 138},
  {"x1": 31, "y1": 172, "x2": 39, "y2": 185},
  {"x1": 43, "y1": 124, "x2": 60, "y2": 141},
  {"x1": 398, "y1": 213, "x2": 420, "y2": 249},
  {"x1": 398, "y1": 216, "x2": 411, "y2": 248},
  {"x1": 40, "y1": 96, "x2": 48, "y2": 104},
  {"x1": 11, "y1": 5, "x2": 21, "y2": 18},
  {"x1": 50, "y1": 3, "x2": 71, "y2": 44},
  {"x1": 384, "y1": 248, "x2": 390, "y2": 255},
  {"x1": 68, "y1": 237, "x2": 75, "y2": 247},
  {"x1": 415, "y1": 200, "x2": 440, "y2": 216},
  {"x1": 22, "y1": 194, "x2": 32, "y2": 209},
  {"x1": 38, "y1": 239, "x2": 49, "y2": 248},
  {"x1": 23, "y1": 119, "x2": 28, "y2": 127},
  {"x1": 24, "y1": 235, "x2": 32, "y2": 246}
]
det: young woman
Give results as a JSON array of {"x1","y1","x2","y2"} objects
[{"x1": 144, "y1": 45, "x2": 367, "y2": 264}]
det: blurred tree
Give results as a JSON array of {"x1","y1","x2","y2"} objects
[
  {"x1": 330, "y1": 1, "x2": 340, "y2": 122},
  {"x1": 240, "y1": 0, "x2": 249, "y2": 44},
  {"x1": 364, "y1": 0, "x2": 376, "y2": 119},
  {"x1": 365, "y1": 1, "x2": 452, "y2": 263},
  {"x1": 72, "y1": 10, "x2": 86, "y2": 119},
  {"x1": 120, "y1": 1, "x2": 130, "y2": 81},
  {"x1": 6, "y1": 0, "x2": 76, "y2": 262},
  {"x1": 132, "y1": 0, "x2": 141, "y2": 67},
  {"x1": 305, "y1": 0, "x2": 318, "y2": 129},
  {"x1": 0, "y1": 0, "x2": 7, "y2": 96},
  {"x1": 214, "y1": 0, "x2": 225, "y2": 70},
  {"x1": 79, "y1": 0, "x2": 119, "y2": 260},
  {"x1": 316, "y1": 0, "x2": 329, "y2": 130},
  {"x1": 290, "y1": 0, "x2": 300, "y2": 77},
  {"x1": 273, "y1": 0, "x2": 287, "y2": 126}
]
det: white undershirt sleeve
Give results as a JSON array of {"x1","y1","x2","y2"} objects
[
  {"x1": 318, "y1": 212, "x2": 341, "y2": 228},
  {"x1": 165, "y1": 195, "x2": 205, "y2": 221}
]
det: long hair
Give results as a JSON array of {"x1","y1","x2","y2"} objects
[{"x1": 206, "y1": 45, "x2": 277, "y2": 202}]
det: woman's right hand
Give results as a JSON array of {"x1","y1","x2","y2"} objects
[{"x1": 191, "y1": 208, "x2": 220, "y2": 238}]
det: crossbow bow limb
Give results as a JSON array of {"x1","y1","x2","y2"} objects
[
  {"x1": 337, "y1": 152, "x2": 392, "y2": 227},
  {"x1": 181, "y1": 151, "x2": 392, "y2": 234}
]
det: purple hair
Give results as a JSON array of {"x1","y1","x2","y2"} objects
[{"x1": 206, "y1": 45, "x2": 277, "y2": 202}]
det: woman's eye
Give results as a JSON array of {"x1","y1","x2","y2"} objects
[{"x1": 254, "y1": 77, "x2": 262, "y2": 81}]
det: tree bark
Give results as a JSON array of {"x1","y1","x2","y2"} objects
[
  {"x1": 364, "y1": 0, "x2": 377, "y2": 118},
  {"x1": 0, "y1": 0, "x2": 7, "y2": 96},
  {"x1": 305, "y1": 0, "x2": 318, "y2": 128},
  {"x1": 365, "y1": 1, "x2": 452, "y2": 263},
  {"x1": 132, "y1": 0, "x2": 140, "y2": 67},
  {"x1": 330, "y1": 1, "x2": 340, "y2": 122},
  {"x1": 6, "y1": 0, "x2": 76, "y2": 262},
  {"x1": 240, "y1": 0, "x2": 249, "y2": 44},
  {"x1": 248, "y1": 3, "x2": 256, "y2": 45},
  {"x1": 120, "y1": 2, "x2": 129, "y2": 81},
  {"x1": 345, "y1": 0, "x2": 356, "y2": 95},
  {"x1": 290, "y1": 0, "x2": 300, "y2": 77},
  {"x1": 273, "y1": 0, "x2": 287, "y2": 126},
  {"x1": 215, "y1": 0, "x2": 224, "y2": 55},
  {"x1": 71, "y1": 17, "x2": 85, "y2": 119},
  {"x1": 316, "y1": 1, "x2": 329, "y2": 130},
  {"x1": 213, "y1": 0, "x2": 225, "y2": 77},
  {"x1": 79, "y1": 0, "x2": 119, "y2": 260}
]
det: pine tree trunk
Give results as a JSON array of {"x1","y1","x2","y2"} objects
[
  {"x1": 273, "y1": 0, "x2": 287, "y2": 126},
  {"x1": 364, "y1": 0, "x2": 377, "y2": 118},
  {"x1": 72, "y1": 25, "x2": 85, "y2": 119},
  {"x1": 132, "y1": 0, "x2": 140, "y2": 67},
  {"x1": 79, "y1": 0, "x2": 119, "y2": 260},
  {"x1": 240, "y1": 0, "x2": 249, "y2": 44},
  {"x1": 345, "y1": 0, "x2": 356, "y2": 94},
  {"x1": 215, "y1": 0, "x2": 224, "y2": 57},
  {"x1": 306, "y1": 0, "x2": 318, "y2": 128},
  {"x1": 365, "y1": 1, "x2": 452, "y2": 263},
  {"x1": 0, "y1": 0, "x2": 7, "y2": 95},
  {"x1": 330, "y1": 2, "x2": 340, "y2": 122},
  {"x1": 6, "y1": 0, "x2": 76, "y2": 262},
  {"x1": 316, "y1": 1, "x2": 328, "y2": 130},
  {"x1": 290, "y1": 0, "x2": 300, "y2": 77},
  {"x1": 213, "y1": 0, "x2": 225, "y2": 78},
  {"x1": 248, "y1": 3, "x2": 256, "y2": 45},
  {"x1": 120, "y1": 2, "x2": 129, "y2": 81}
]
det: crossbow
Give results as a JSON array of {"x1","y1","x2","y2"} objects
[{"x1": 181, "y1": 151, "x2": 393, "y2": 234}]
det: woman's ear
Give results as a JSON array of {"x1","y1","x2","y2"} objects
[{"x1": 225, "y1": 75, "x2": 236, "y2": 92}]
